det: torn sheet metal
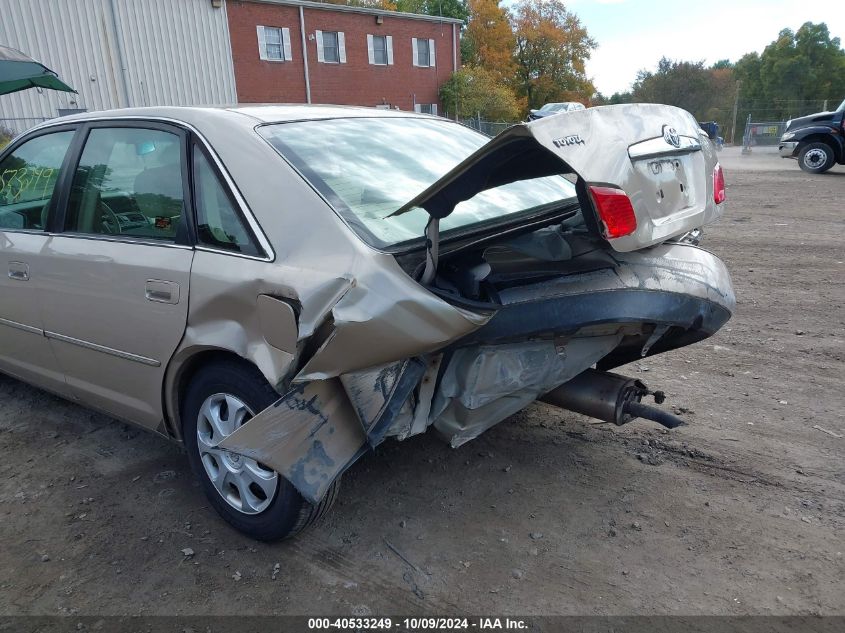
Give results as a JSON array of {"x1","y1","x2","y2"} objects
[
  {"x1": 295, "y1": 268, "x2": 491, "y2": 381},
  {"x1": 218, "y1": 379, "x2": 366, "y2": 504},
  {"x1": 407, "y1": 355, "x2": 443, "y2": 439},
  {"x1": 339, "y1": 361, "x2": 404, "y2": 431},
  {"x1": 431, "y1": 334, "x2": 622, "y2": 447},
  {"x1": 339, "y1": 357, "x2": 427, "y2": 447},
  {"x1": 294, "y1": 276, "x2": 355, "y2": 339}
]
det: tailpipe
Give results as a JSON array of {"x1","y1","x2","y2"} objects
[{"x1": 541, "y1": 369, "x2": 686, "y2": 429}]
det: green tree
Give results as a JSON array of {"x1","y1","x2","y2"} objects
[
  {"x1": 631, "y1": 58, "x2": 717, "y2": 118},
  {"x1": 606, "y1": 91, "x2": 633, "y2": 105},
  {"x1": 395, "y1": 0, "x2": 468, "y2": 21},
  {"x1": 440, "y1": 66, "x2": 522, "y2": 120},
  {"x1": 0, "y1": 125, "x2": 14, "y2": 150},
  {"x1": 511, "y1": 0, "x2": 597, "y2": 108},
  {"x1": 732, "y1": 52, "x2": 763, "y2": 101},
  {"x1": 734, "y1": 22, "x2": 845, "y2": 117}
]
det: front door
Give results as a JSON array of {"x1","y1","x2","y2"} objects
[
  {"x1": 0, "y1": 128, "x2": 76, "y2": 396},
  {"x1": 39, "y1": 123, "x2": 194, "y2": 430}
]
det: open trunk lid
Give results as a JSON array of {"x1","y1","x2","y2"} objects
[{"x1": 393, "y1": 104, "x2": 723, "y2": 253}]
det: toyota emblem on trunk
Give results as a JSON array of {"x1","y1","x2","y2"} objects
[{"x1": 663, "y1": 125, "x2": 681, "y2": 148}]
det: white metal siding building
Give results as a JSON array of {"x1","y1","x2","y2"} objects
[{"x1": 0, "y1": 0, "x2": 237, "y2": 133}]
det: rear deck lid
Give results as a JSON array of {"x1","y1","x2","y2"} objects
[{"x1": 393, "y1": 104, "x2": 722, "y2": 252}]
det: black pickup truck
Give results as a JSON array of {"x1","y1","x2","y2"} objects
[{"x1": 779, "y1": 98, "x2": 845, "y2": 173}]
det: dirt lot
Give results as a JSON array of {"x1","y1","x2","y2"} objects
[{"x1": 1, "y1": 149, "x2": 844, "y2": 616}]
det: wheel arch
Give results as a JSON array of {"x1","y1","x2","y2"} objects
[
  {"x1": 163, "y1": 346, "x2": 286, "y2": 442},
  {"x1": 797, "y1": 134, "x2": 842, "y2": 162}
]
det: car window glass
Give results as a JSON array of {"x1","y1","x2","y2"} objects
[
  {"x1": 259, "y1": 118, "x2": 576, "y2": 247},
  {"x1": 0, "y1": 131, "x2": 74, "y2": 230},
  {"x1": 65, "y1": 127, "x2": 184, "y2": 241},
  {"x1": 193, "y1": 148, "x2": 260, "y2": 257}
]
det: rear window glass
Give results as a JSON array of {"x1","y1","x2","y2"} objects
[{"x1": 258, "y1": 117, "x2": 576, "y2": 248}]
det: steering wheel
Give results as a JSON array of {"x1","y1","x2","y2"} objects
[{"x1": 98, "y1": 200, "x2": 121, "y2": 235}]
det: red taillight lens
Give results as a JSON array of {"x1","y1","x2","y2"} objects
[
  {"x1": 589, "y1": 185, "x2": 637, "y2": 238},
  {"x1": 713, "y1": 163, "x2": 726, "y2": 204}
]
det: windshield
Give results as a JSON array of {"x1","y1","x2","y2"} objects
[
  {"x1": 541, "y1": 103, "x2": 583, "y2": 113},
  {"x1": 258, "y1": 117, "x2": 577, "y2": 248},
  {"x1": 837, "y1": 98, "x2": 845, "y2": 112}
]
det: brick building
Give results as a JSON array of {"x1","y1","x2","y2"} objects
[
  {"x1": 227, "y1": 0, "x2": 463, "y2": 113},
  {"x1": 0, "y1": 0, "x2": 463, "y2": 134}
]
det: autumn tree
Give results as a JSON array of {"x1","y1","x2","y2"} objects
[
  {"x1": 440, "y1": 66, "x2": 522, "y2": 120},
  {"x1": 462, "y1": 0, "x2": 516, "y2": 80},
  {"x1": 511, "y1": 0, "x2": 597, "y2": 109}
]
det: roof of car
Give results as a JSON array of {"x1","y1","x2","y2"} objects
[{"x1": 50, "y1": 104, "x2": 431, "y2": 125}]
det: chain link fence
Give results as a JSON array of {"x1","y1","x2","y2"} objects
[
  {"x1": 708, "y1": 98, "x2": 840, "y2": 145},
  {"x1": 459, "y1": 118, "x2": 513, "y2": 137},
  {"x1": 450, "y1": 98, "x2": 841, "y2": 144},
  {"x1": 741, "y1": 118, "x2": 787, "y2": 151},
  {"x1": 443, "y1": 114, "x2": 516, "y2": 138}
]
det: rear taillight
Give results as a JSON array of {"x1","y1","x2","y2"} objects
[
  {"x1": 589, "y1": 185, "x2": 637, "y2": 238},
  {"x1": 713, "y1": 163, "x2": 726, "y2": 204}
]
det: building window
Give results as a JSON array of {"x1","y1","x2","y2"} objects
[
  {"x1": 367, "y1": 34, "x2": 393, "y2": 66},
  {"x1": 317, "y1": 30, "x2": 346, "y2": 64},
  {"x1": 257, "y1": 25, "x2": 292, "y2": 62},
  {"x1": 372, "y1": 35, "x2": 387, "y2": 65},
  {"x1": 413, "y1": 38, "x2": 435, "y2": 67},
  {"x1": 414, "y1": 103, "x2": 438, "y2": 115}
]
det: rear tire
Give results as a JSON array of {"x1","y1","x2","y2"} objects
[
  {"x1": 181, "y1": 358, "x2": 339, "y2": 541},
  {"x1": 798, "y1": 142, "x2": 835, "y2": 174}
]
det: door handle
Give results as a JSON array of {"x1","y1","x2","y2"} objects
[
  {"x1": 145, "y1": 279, "x2": 180, "y2": 305},
  {"x1": 8, "y1": 261, "x2": 29, "y2": 281}
]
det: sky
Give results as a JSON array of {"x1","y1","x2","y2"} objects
[{"x1": 552, "y1": 0, "x2": 845, "y2": 96}]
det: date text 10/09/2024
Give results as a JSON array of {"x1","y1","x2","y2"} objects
[{"x1": 307, "y1": 618, "x2": 529, "y2": 630}]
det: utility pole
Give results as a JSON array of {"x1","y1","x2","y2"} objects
[
  {"x1": 730, "y1": 80, "x2": 741, "y2": 145},
  {"x1": 741, "y1": 113, "x2": 752, "y2": 154}
]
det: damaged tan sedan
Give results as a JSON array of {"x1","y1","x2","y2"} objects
[{"x1": 0, "y1": 104, "x2": 734, "y2": 540}]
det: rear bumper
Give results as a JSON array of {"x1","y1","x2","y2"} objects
[
  {"x1": 456, "y1": 243, "x2": 735, "y2": 359},
  {"x1": 779, "y1": 141, "x2": 799, "y2": 158},
  {"x1": 464, "y1": 288, "x2": 731, "y2": 344}
]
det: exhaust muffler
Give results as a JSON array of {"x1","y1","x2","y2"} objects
[{"x1": 541, "y1": 369, "x2": 685, "y2": 429}]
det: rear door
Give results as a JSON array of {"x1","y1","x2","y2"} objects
[
  {"x1": 0, "y1": 126, "x2": 77, "y2": 396},
  {"x1": 40, "y1": 122, "x2": 194, "y2": 430}
]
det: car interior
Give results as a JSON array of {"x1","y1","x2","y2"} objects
[{"x1": 64, "y1": 129, "x2": 184, "y2": 240}]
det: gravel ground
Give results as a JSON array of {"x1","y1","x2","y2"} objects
[{"x1": 1, "y1": 149, "x2": 843, "y2": 616}]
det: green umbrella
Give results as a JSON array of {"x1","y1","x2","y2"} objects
[{"x1": 0, "y1": 45, "x2": 76, "y2": 96}]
